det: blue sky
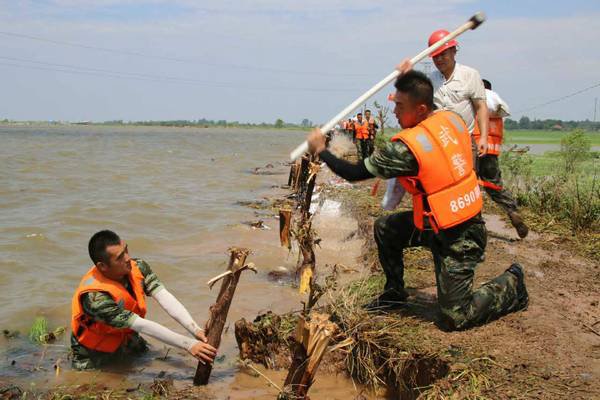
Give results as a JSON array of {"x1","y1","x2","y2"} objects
[{"x1": 1, "y1": 0, "x2": 599, "y2": 123}]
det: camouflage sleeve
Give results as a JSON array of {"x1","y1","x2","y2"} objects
[
  {"x1": 81, "y1": 291, "x2": 136, "y2": 329},
  {"x1": 134, "y1": 259, "x2": 165, "y2": 297},
  {"x1": 364, "y1": 140, "x2": 419, "y2": 179}
]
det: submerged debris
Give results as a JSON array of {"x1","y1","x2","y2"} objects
[
  {"x1": 235, "y1": 311, "x2": 297, "y2": 369},
  {"x1": 2, "y1": 329, "x2": 19, "y2": 339},
  {"x1": 242, "y1": 220, "x2": 271, "y2": 230}
]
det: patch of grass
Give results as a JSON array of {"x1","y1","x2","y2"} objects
[
  {"x1": 28, "y1": 316, "x2": 65, "y2": 344},
  {"x1": 28, "y1": 317, "x2": 48, "y2": 344},
  {"x1": 327, "y1": 275, "x2": 448, "y2": 395},
  {"x1": 529, "y1": 152, "x2": 598, "y2": 176}
]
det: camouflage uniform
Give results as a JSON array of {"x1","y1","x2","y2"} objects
[
  {"x1": 365, "y1": 141, "x2": 524, "y2": 330},
  {"x1": 478, "y1": 154, "x2": 518, "y2": 213},
  {"x1": 356, "y1": 139, "x2": 369, "y2": 160},
  {"x1": 71, "y1": 259, "x2": 164, "y2": 370}
]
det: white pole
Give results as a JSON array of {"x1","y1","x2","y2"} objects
[{"x1": 290, "y1": 12, "x2": 486, "y2": 161}]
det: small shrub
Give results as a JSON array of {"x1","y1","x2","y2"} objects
[
  {"x1": 559, "y1": 129, "x2": 591, "y2": 174},
  {"x1": 499, "y1": 145, "x2": 533, "y2": 180}
]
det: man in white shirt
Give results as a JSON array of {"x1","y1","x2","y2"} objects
[
  {"x1": 394, "y1": 31, "x2": 528, "y2": 238},
  {"x1": 397, "y1": 29, "x2": 489, "y2": 163}
]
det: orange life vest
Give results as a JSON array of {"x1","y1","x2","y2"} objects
[
  {"x1": 366, "y1": 117, "x2": 377, "y2": 137},
  {"x1": 354, "y1": 119, "x2": 370, "y2": 140},
  {"x1": 473, "y1": 117, "x2": 503, "y2": 156},
  {"x1": 71, "y1": 260, "x2": 147, "y2": 353},
  {"x1": 391, "y1": 111, "x2": 482, "y2": 232}
]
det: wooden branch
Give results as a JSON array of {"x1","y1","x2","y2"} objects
[
  {"x1": 301, "y1": 162, "x2": 320, "y2": 216},
  {"x1": 297, "y1": 158, "x2": 319, "y2": 294},
  {"x1": 297, "y1": 221, "x2": 315, "y2": 294},
  {"x1": 280, "y1": 313, "x2": 338, "y2": 399},
  {"x1": 297, "y1": 156, "x2": 310, "y2": 195},
  {"x1": 279, "y1": 208, "x2": 293, "y2": 249},
  {"x1": 292, "y1": 158, "x2": 304, "y2": 193},
  {"x1": 288, "y1": 163, "x2": 297, "y2": 187},
  {"x1": 194, "y1": 247, "x2": 253, "y2": 385}
]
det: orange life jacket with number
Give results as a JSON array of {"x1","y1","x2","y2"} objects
[
  {"x1": 391, "y1": 110, "x2": 482, "y2": 232},
  {"x1": 71, "y1": 260, "x2": 147, "y2": 353},
  {"x1": 354, "y1": 119, "x2": 370, "y2": 140},
  {"x1": 473, "y1": 117, "x2": 504, "y2": 156}
]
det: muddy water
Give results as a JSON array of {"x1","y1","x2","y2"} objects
[{"x1": 0, "y1": 124, "x2": 367, "y2": 398}]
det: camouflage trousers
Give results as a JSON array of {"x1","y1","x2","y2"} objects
[
  {"x1": 374, "y1": 211, "x2": 522, "y2": 330},
  {"x1": 477, "y1": 154, "x2": 519, "y2": 213},
  {"x1": 71, "y1": 332, "x2": 149, "y2": 370},
  {"x1": 356, "y1": 139, "x2": 370, "y2": 160}
]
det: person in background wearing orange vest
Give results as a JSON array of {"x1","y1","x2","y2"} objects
[
  {"x1": 71, "y1": 230, "x2": 217, "y2": 369},
  {"x1": 354, "y1": 112, "x2": 370, "y2": 160},
  {"x1": 476, "y1": 79, "x2": 528, "y2": 238},
  {"x1": 343, "y1": 118, "x2": 355, "y2": 141},
  {"x1": 305, "y1": 71, "x2": 528, "y2": 331},
  {"x1": 364, "y1": 109, "x2": 379, "y2": 156}
]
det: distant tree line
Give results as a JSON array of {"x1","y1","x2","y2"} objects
[
  {"x1": 505, "y1": 116, "x2": 600, "y2": 131},
  {"x1": 98, "y1": 118, "x2": 314, "y2": 129}
]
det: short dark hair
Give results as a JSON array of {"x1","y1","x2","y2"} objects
[
  {"x1": 365, "y1": 109, "x2": 371, "y2": 113},
  {"x1": 482, "y1": 79, "x2": 492, "y2": 90},
  {"x1": 88, "y1": 230, "x2": 121, "y2": 264},
  {"x1": 394, "y1": 70, "x2": 434, "y2": 110},
  {"x1": 357, "y1": 112, "x2": 362, "y2": 116}
]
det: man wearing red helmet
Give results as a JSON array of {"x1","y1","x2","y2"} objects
[{"x1": 398, "y1": 30, "x2": 489, "y2": 162}]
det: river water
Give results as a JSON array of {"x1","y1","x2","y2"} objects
[{"x1": 0, "y1": 124, "x2": 367, "y2": 398}]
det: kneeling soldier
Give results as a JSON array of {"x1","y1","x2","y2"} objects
[{"x1": 306, "y1": 71, "x2": 528, "y2": 330}]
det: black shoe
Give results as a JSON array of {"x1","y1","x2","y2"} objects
[
  {"x1": 506, "y1": 263, "x2": 529, "y2": 311},
  {"x1": 508, "y1": 211, "x2": 529, "y2": 239},
  {"x1": 364, "y1": 289, "x2": 408, "y2": 312}
]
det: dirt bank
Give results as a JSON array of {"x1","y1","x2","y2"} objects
[{"x1": 234, "y1": 155, "x2": 600, "y2": 399}]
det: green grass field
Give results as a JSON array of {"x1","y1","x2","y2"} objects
[
  {"x1": 528, "y1": 153, "x2": 598, "y2": 176},
  {"x1": 504, "y1": 129, "x2": 600, "y2": 145},
  {"x1": 501, "y1": 129, "x2": 599, "y2": 176}
]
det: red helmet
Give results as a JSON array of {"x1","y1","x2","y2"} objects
[{"x1": 428, "y1": 29, "x2": 457, "y2": 57}]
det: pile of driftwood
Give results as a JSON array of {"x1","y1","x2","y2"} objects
[
  {"x1": 235, "y1": 283, "x2": 340, "y2": 400},
  {"x1": 196, "y1": 155, "x2": 341, "y2": 398},
  {"x1": 233, "y1": 154, "x2": 344, "y2": 399}
]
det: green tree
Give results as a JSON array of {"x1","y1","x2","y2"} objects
[
  {"x1": 275, "y1": 118, "x2": 284, "y2": 128},
  {"x1": 300, "y1": 118, "x2": 312, "y2": 128},
  {"x1": 519, "y1": 116, "x2": 531, "y2": 129}
]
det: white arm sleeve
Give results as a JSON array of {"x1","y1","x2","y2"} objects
[
  {"x1": 130, "y1": 315, "x2": 198, "y2": 351},
  {"x1": 152, "y1": 288, "x2": 202, "y2": 336}
]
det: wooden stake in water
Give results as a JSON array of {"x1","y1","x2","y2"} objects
[{"x1": 194, "y1": 248, "x2": 255, "y2": 385}]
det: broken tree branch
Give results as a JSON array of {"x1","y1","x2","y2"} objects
[
  {"x1": 194, "y1": 248, "x2": 255, "y2": 385},
  {"x1": 279, "y1": 313, "x2": 338, "y2": 399},
  {"x1": 279, "y1": 208, "x2": 293, "y2": 249}
]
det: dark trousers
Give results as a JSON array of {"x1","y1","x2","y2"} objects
[
  {"x1": 374, "y1": 211, "x2": 521, "y2": 330},
  {"x1": 356, "y1": 139, "x2": 369, "y2": 160},
  {"x1": 478, "y1": 154, "x2": 518, "y2": 213}
]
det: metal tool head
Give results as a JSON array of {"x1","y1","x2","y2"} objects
[{"x1": 470, "y1": 12, "x2": 486, "y2": 29}]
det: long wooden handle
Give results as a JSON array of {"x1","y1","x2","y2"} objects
[{"x1": 289, "y1": 12, "x2": 486, "y2": 161}]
